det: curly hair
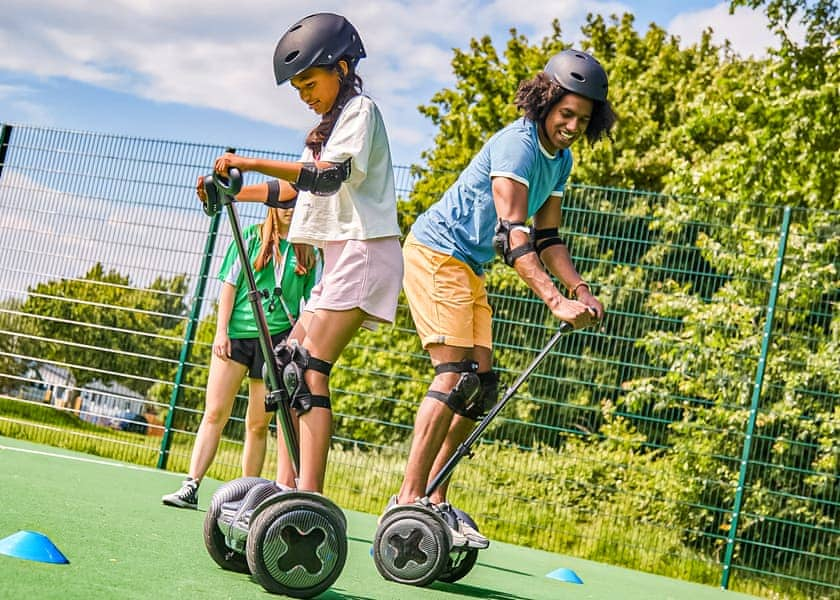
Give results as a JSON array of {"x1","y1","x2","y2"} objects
[
  {"x1": 514, "y1": 72, "x2": 616, "y2": 144},
  {"x1": 305, "y1": 58, "x2": 364, "y2": 156}
]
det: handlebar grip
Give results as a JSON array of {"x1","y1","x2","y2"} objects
[
  {"x1": 212, "y1": 167, "x2": 242, "y2": 196},
  {"x1": 558, "y1": 321, "x2": 575, "y2": 333},
  {"x1": 202, "y1": 174, "x2": 220, "y2": 217}
]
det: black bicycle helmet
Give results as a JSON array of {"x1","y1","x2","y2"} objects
[
  {"x1": 544, "y1": 49, "x2": 608, "y2": 103},
  {"x1": 273, "y1": 13, "x2": 366, "y2": 85}
]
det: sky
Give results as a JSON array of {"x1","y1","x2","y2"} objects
[{"x1": 0, "y1": 0, "x2": 791, "y2": 167}]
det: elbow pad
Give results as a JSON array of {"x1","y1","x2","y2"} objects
[
  {"x1": 532, "y1": 227, "x2": 566, "y2": 255},
  {"x1": 295, "y1": 158, "x2": 352, "y2": 196},
  {"x1": 493, "y1": 219, "x2": 536, "y2": 266},
  {"x1": 264, "y1": 179, "x2": 297, "y2": 209}
]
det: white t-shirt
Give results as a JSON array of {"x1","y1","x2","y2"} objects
[{"x1": 289, "y1": 95, "x2": 401, "y2": 246}]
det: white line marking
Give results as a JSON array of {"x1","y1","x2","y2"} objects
[{"x1": 0, "y1": 444, "x2": 185, "y2": 477}]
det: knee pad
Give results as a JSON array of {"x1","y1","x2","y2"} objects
[
  {"x1": 281, "y1": 340, "x2": 333, "y2": 415},
  {"x1": 263, "y1": 342, "x2": 293, "y2": 412},
  {"x1": 461, "y1": 370, "x2": 499, "y2": 421},
  {"x1": 426, "y1": 360, "x2": 480, "y2": 414}
]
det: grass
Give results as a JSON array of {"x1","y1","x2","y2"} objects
[{"x1": 0, "y1": 395, "x2": 826, "y2": 600}]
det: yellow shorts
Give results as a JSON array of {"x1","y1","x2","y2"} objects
[{"x1": 402, "y1": 232, "x2": 492, "y2": 349}]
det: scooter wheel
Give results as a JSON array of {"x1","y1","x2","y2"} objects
[
  {"x1": 246, "y1": 492, "x2": 347, "y2": 598},
  {"x1": 373, "y1": 504, "x2": 449, "y2": 587},
  {"x1": 203, "y1": 476, "x2": 269, "y2": 573},
  {"x1": 438, "y1": 506, "x2": 480, "y2": 583},
  {"x1": 438, "y1": 547, "x2": 478, "y2": 583}
]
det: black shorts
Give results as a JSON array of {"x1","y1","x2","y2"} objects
[{"x1": 229, "y1": 331, "x2": 290, "y2": 378}]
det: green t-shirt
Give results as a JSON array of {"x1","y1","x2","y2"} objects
[{"x1": 217, "y1": 223, "x2": 319, "y2": 339}]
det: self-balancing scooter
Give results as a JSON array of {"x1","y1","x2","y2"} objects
[
  {"x1": 373, "y1": 321, "x2": 578, "y2": 586},
  {"x1": 200, "y1": 162, "x2": 347, "y2": 598}
]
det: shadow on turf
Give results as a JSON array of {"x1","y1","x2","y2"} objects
[
  {"x1": 346, "y1": 535, "x2": 535, "y2": 600},
  {"x1": 432, "y1": 582, "x2": 535, "y2": 600}
]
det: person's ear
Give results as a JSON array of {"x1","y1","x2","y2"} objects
[{"x1": 337, "y1": 60, "x2": 349, "y2": 78}]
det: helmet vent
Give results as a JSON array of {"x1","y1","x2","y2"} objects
[
  {"x1": 285, "y1": 50, "x2": 299, "y2": 64},
  {"x1": 570, "y1": 71, "x2": 586, "y2": 82}
]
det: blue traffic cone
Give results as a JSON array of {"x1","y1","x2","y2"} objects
[
  {"x1": 0, "y1": 531, "x2": 70, "y2": 564},
  {"x1": 546, "y1": 567, "x2": 583, "y2": 584}
]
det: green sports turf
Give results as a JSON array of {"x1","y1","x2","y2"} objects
[{"x1": 0, "y1": 437, "x2": 759, "y2": 599}]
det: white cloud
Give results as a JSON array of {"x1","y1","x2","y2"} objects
[
  {"x1": 667, "y1": 2, "x2": 806, "y2": 58},
  {"x1": 1, "y1": 0, "x2": 806, "y2": 164},
  {"x1": 0, "y1": 0, "x2": 620, "y2": 151}
]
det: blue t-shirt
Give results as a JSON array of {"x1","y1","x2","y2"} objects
[{"x1": 411, "y1": 118, "x2": 573, "y2": 274}]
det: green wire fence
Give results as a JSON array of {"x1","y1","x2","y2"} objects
[{"x1": 0, "y1": 123, "x2": 837, "y2": 599}]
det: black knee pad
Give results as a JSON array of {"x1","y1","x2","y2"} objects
[
  {"x1": 461, "y1": 370, "x2": 499, "y2": 421},
  {"x1": 281, "y1": 340, "x2": 333, "y2": 415},
  {"x1": 426, "y1": 360, "x2": 480, "y2": 414}
]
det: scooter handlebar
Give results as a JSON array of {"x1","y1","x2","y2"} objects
[{"x1": 212, "y1": 167, "x2": 243, "y2": 196}]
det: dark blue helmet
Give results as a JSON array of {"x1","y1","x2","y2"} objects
[
  {"x1": 544, "y1": 49, "x2": 609, "y2": 103},
  {"x1": 273, "y1": 13, "x2": 366, "y2": 85}
]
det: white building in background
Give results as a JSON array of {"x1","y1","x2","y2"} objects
[
  {"x1": 78, "y1": 379, "x2": 146, "y2": 429},
  {"x1": 19, "y1": 361, "x2": 76, "y2": 407}
]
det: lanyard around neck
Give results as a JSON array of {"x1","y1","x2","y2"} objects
[{"x1": 270, "y1": 241, "x2": 296, "y2": 326}]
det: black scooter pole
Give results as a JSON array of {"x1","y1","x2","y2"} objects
[
  {"x1": 424, "y1": 321, "x2": 576, "y2": 497},
  {"x1": 209, "y1": 163, "x2": 301, "y2": 476}
]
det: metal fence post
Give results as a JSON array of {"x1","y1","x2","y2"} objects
[
  {"x1": 720, "y1": 206, "x2": 792, "y2": 589},
  {"x1": 157, "y1": 212, "x2": 221, "y2": 469},
  {"x1": 0, "y1": 124, "x2": 13, "y2": 181}
]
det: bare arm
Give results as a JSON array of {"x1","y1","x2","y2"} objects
[
  {"x1": 533, "y1": 195, "x2": 604, "y2": 320},
  {"x1": 492, "y1": 177, "x2": 597, "y2": 328},
  {"x1": 195, "y1": 178, "x2": 297, "y2": 204},
  {"x1": 213, "y1": 282, "x2": 237, "y2": 360}
]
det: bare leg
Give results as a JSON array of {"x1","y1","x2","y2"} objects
[
  {"x1": 278, "y1": 308, "x2": 367, "y2": 492},
  {"x1": 187, "y1": 354, "x2": 247, "y2": 483},
  {"x1": 427, "y1": 345, "x2": 492, "y2": 504},
  {"x1": 397, "y1": 343, "x2": 473, "y2": 504},
  {"x1": 242, "y1": 378, "x2": 272, "y2": 477},
  {"x1": 274, "y1": 411, "x2": 299, "y2": 488}
]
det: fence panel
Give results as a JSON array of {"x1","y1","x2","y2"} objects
[{"x1": 0, "y1": 123, "x2": 836, "y2": 599}]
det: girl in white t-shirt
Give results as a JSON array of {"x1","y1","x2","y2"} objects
[{"x1": 199, "y1": 12, "x2": 402, "y2": 494}]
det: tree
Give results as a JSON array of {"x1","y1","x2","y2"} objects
[
  {"x1": 15, "y1": 263, "x2": 188, "y2": 395},
  {"x1": 399, "y1": 3, "x2": 838, "y2": 591}
]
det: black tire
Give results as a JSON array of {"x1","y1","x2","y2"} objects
[
  {"x1": 203, "y1": 476, "x2": 269, "y2": 574},
  {"x1": 437, "y1": 505, "x2": 480, "y2": 583},
  {"x1": 438, "y1": 547, "x2": 479, "y2": 583},
  {"x1": 372, "y1": 505, "x2": 449, "y2": 587},
  {"x1": 246, "y1": 494, "x2": 347, "y2": 598}
]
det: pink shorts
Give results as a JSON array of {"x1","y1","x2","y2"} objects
[{"x1": 304, "y1": 237, "x2": 403, "y2": 330}]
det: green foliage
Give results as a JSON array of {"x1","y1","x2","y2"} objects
[
  {"x1": 14, "y1": 263, "x2": 189, "y2": 394},
  {"x1": 391, "y1": 2, "x2": 839, "y2": 596}
]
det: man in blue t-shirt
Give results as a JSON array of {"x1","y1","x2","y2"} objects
[{"x1": 390, "y1": 49, "x2": 617, "y2": 549}]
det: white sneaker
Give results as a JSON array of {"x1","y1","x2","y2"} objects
[
  {"x1": 435, "y1": 502, "x2": 489, "y2": 549},
  {"x1": 162, "y1": 478, "x2": 198, "y2": 509},
  {"x1": 457, "y1": 518, "x2": 489, "y2": 549},
  {"x1": 377, "y1": 494, "x2": 400, "y2": 526}
]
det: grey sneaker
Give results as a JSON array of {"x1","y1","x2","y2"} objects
[
  {"x1": 436, "y1": 502, "x2": 489, "y2": 549},
  {"x1": 377, "y1": 494, "x2": 400, "y2": 526},
  {"x1": 379, "y1": 495, "x2": 471, "y2": 548},
  {"x1": 162, "y1": 478, "x2": 199, "y2": 509}
]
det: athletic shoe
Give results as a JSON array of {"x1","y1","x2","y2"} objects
[
  {"x1": 436, "y1": 502, "x2": 490, "y2": 549},
  {"x1": 162, "y1": 478, "x2": 199, "y2": 509},
  {"x1": 377, "y1": 494, "x2": 400, "y2": 525},
  {"x1": 378, "y1": 495, "x2": 471, "y2": 548}
]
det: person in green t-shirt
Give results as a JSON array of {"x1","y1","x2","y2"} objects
[{"x1": 162, "y1": 205, "x2": 320, "y2": 509}]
